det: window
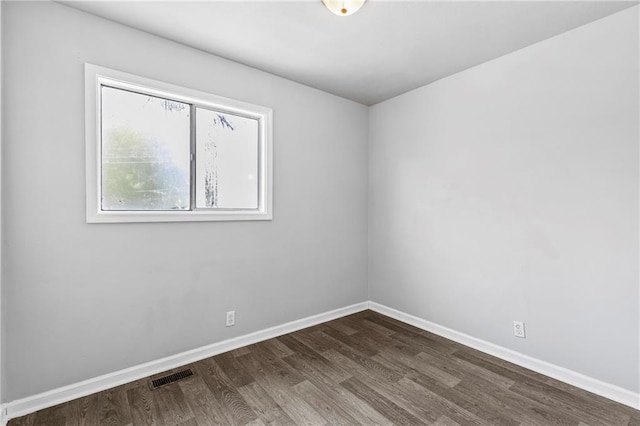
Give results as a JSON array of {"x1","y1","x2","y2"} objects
[{"x1": 85, "y1": 63, "x2": 272, "y2": 223}]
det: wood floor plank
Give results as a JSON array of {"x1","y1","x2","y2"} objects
[
  {"x1": 81, "y1": 386, "x2": 133, "y2": 426},
  {"x1": 397, "y1": 377, "x2": 490, "y2": 426},
  {"x1": 278, "y1": 334, "x2": 351, "y2": 383},
  {"x1": 172, "y1": 419, "x2": 197, "y2": 426},
  {"x1": 341, "y1": 377, "x2": 425, "y2": 425},
  {"x1": 288, "y1": 328, "x2": 337, "y2": 355},
  {"x1": 452, "y1": 349, "x2": 541, "y2": 384},
  {"x1": 8, "y1": 310, "x2": 638, "y2": 426},
  {"x1": 509, "y1": 378, "x2": 631, "y2": 425},
  {"x1": 454, "y1": 375, "x2": 580, "y2": 425},
  {"x1": 30, "y1": 398, "x2": 81, "y2": 426},
  {"x1": 151, "y1": 381, "x2": 195, "y2": 426},
  {"x1": 281, "y1": 353, "x2": 390, "y2": 425},
  {"x1": 236, "y1": 381, "x2": 295, "y2": 425},
  {"x1": 214, "y1": 352, "x2": 255, "y2": 388},
  {"x1": 178, "y1": 375, "x2": 230, "y2": 425},
  {"x1": 32, "y1": 410, "x2": 65, "y2": 426},
  {"x1": 293, "y1": 380, "x2": 361, "y2": 424},
  {"x1": 76, "y1": 393, "x2": 94, "y2": 426},
  {"x1": 323, "y1": 348, "x2": 452, "y2": 424},
  {"x1": 453, "y1": 348, "x2": 628, "y2": 425},
  {"x1": 256, "y1": 338, "x2": 294, "y2": 359},
  {"x1": 235, "y1": 350, "x2": 326, "y2": 425},
  {"x1": 388, "y1": 325, "x2": 458, "y2": 356},
  {"x1": 544, "y1": 376, "x2": 640, "y2": 423},
  {"x1": 250, "y1": 343, "x2": 306, "y2": 387},
  {"x1": 339, "y1": 314, "x2": 397, "y2": 337},
  {"x1": 231, "y1": 346, "x2": 251, "y2": 358},
  {"x1": 126, "y1": 382, "x2": 159, "y2": 426},
  {"x1": 628, "y1": 413, "x2": 640, "y2": 426},
  {"x1": 351, "y1": 326, "x2": 423, "y2": 358},
  {"x1": 364, "y1": 313, "x2": 458, "y2": 352},
  {"x1": 415, "y1": 351, "x2": 516, "y2": 389},
  {"x1": 369, "y1": 348, "x2": 519, "y2": 426},
  {"x1": 276, "y1": 334, "x2": 327, "y2": 361},
  {"x1": 375, "y1": 347, "x2": 461, "y2": 388},
  {"x1": 371, "y1": 350, "x2": 493, "y2": 426},
  {"x1": 324, "y1": 318, "x2": 358, "y2": 336},
  {"x1": 320, "y1": 325, "x2": 380, "y2": 357},
  {"x1": 195, "y1": 358, "x2": 257, "y2": 425},
  {"x1": 318, "y1": 331, "x2": 402, "y2": 382},
  {"x1": 281, "y1": 347, "x2": 351, "y2": 385},
  {"x1": 433, "y1": 415, "x2": 463, "y2": 426},
  {"x1": 7, "y1": 415, "x2": 34, "y2": 426}
]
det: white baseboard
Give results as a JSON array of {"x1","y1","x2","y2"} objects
[
  {"x1": 368, "y1": 301, "x2": 640, "y2": 411},
  {"x1": 3, "y1": 302, "x2": 368, "y2": 422}
]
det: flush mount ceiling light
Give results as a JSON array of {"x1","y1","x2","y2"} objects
[{"x1": 322, "y1": 0, "x2": 366, "y2": 16}]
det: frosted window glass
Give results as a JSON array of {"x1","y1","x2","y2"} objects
[
  {"x1": 195, "y1": 108, "x2": 259, "y2": 209},
  {"x1": 101, "y1": 87, "x2": 190, "y2": 211}
]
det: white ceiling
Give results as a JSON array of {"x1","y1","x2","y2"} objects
[{"x1": 62, "y1": 1, "x2": 637, "y2": 105}]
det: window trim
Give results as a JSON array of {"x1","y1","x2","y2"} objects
[{"x1": 85, "y1": 63, "x2": 273, "y2": 223}]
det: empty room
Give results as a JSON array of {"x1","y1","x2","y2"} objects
[{"x1": 1, "y1": 0, "x2": 639, "y2": 424}]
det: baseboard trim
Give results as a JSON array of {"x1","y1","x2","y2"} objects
[
  {"x1": 368, "y1": 301, "x2": 640, "y2": 410},
  {"x1": 3, "y1": 302, "x2": 368, "y2": 422}
]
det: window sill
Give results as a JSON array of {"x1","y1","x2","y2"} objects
[{"x1": 86, "y1": 209, "x2": 273, "y2": 224}]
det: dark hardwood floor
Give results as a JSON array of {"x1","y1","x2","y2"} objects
[{"x1": 9, "y1": 310, "x2": 640, "y2": 425}]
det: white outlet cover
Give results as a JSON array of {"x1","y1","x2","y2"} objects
[
  {"x1": 513, "y1": 320, "x2": 526, "y2": 338},
  {"x1": 226, "y1": 310, "x2": 235, "y2": 326}
]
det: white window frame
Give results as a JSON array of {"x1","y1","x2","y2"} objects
[{"x1": 85, "y1": 63, "x2": 273, "y2": 223}]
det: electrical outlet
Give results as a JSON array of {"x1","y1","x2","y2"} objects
[
  {"x1": 513, "y1": 320, "x2": 526, "y2": 338},
  {"x1": 226, "y1": 310, "x2": 235, "y2": 327}
]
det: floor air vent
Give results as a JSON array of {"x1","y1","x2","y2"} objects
[{"x1": 151, "y1": 369, "x2": 194, "y2": 388}]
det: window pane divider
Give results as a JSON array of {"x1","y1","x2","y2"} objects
[{"x1": 189, "y1": 103, "x2": 197, "y2": 212}]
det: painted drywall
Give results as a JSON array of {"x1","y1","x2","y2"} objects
[
  {"x1": 369, "y1": 6, "x2": 639, "y2": 393},
  {"x1": 2, "y1": 1, "x2": 368, "y2": 401}
]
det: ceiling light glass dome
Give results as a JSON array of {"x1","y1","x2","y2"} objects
[{"x1": 322, "y1": 0, "x2": 367, "y2": 16}]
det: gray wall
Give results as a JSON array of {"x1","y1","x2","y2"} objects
[
  {"x1": 2, "y1": 1, "x2": 369, "y2": 400},
  {"x1": 3, "y1": 0, "x2": 639, "y2": 404},
  {"x1": 369, "y1": 6, "x2": 639, "y2": 393}
]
